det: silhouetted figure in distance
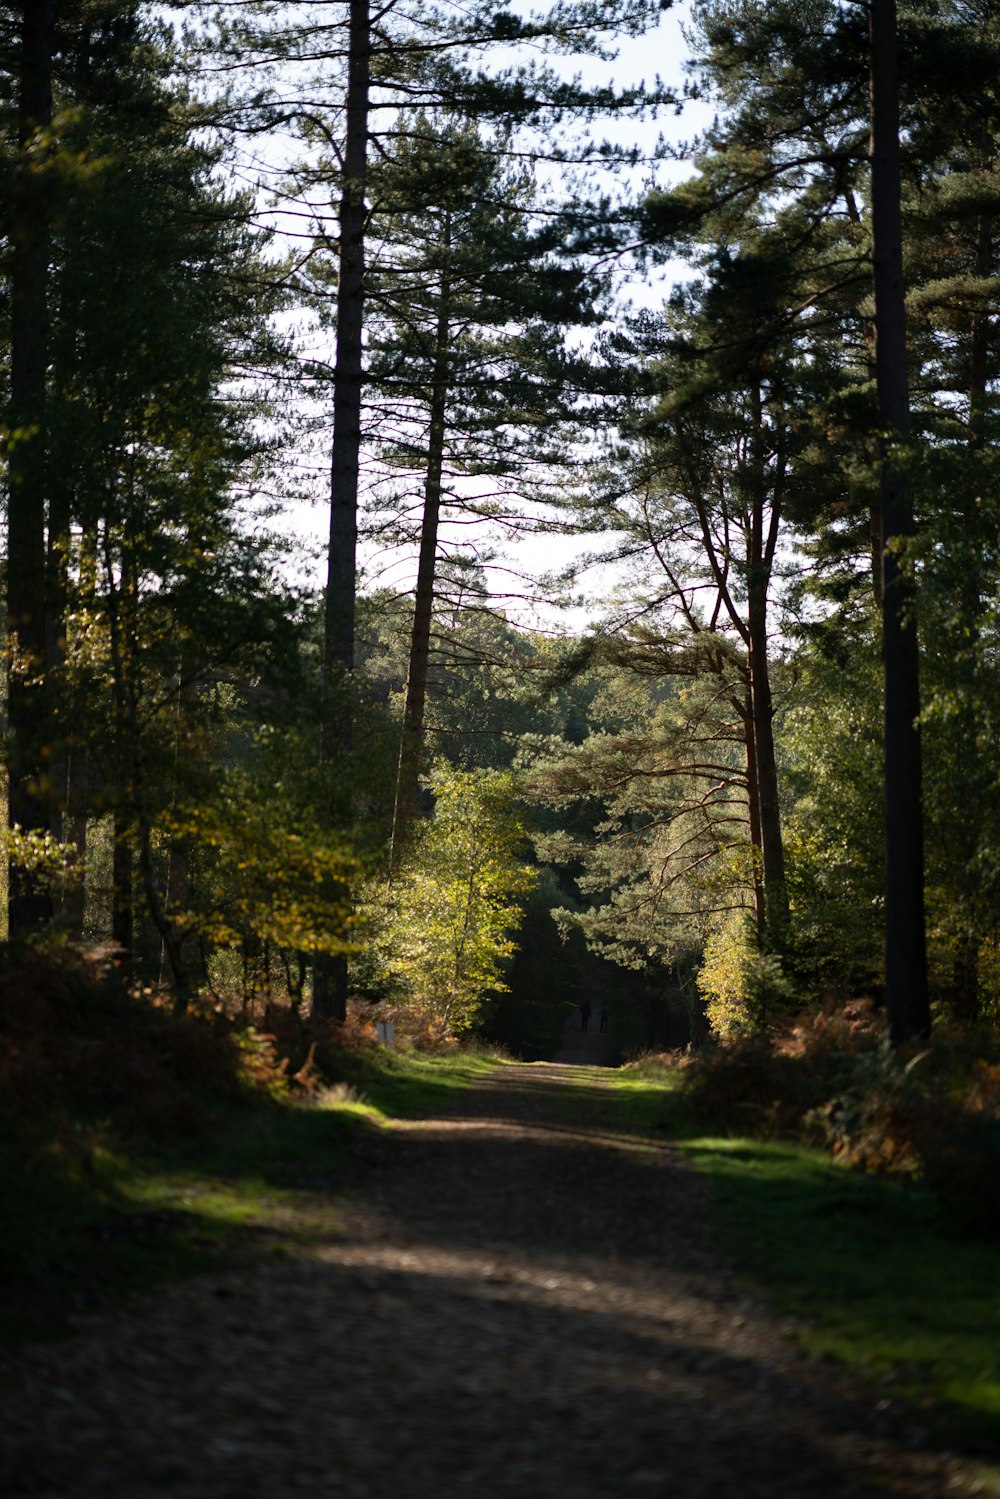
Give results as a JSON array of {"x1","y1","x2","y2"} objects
[{"x1": 580, "y1": 999, "x2": 592, "y2": 1031}]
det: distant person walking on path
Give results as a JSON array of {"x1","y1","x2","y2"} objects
[
  {"x1": 580, "y1": 999, "x2": 592, "y2": 1031},
  {"x1": 599, "y1": 1001, "x2": 611, "y2": 1033}
]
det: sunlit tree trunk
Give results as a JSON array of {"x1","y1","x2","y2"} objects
[
  {"x1": 733, "y1": 690, "x2": 767, "y2": 938},
  {"x1": 747, "y1": 379, "x2": 788, "y2": 940}
]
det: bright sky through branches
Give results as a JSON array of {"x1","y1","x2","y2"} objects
[{"x1": 249, "y1": 0, "x2": 710, "y2": 628}]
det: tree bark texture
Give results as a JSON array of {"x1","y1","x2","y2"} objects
[
  {"x1": 870, "y1": 0, "x2": 930, "y2": 1041},
  {"x1": 390, "y1": 253, "x2": 452, "y2": 873},
  {"x1": 7, "y1": 1, "x2": 56, "y2": 936},
  {"x1": 314, "y1": 0, "x2": 370, "y2": 1022},
  {"x1": 322, "y1": 0, "x2": 370, "y2": 747},
  {"x1": 734, "y1": 689, "x2": 767, "y2": 938},
  {"x1": 746, "y1": 380, "x2": 788, "y2": 940}
]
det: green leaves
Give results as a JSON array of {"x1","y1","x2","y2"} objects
[
  {"x1": 366, "y1": 767, "x2": 536, "y2": 1033},
  {"x1": 162, "y1": 791, "x2": 359, "y2": 959}
]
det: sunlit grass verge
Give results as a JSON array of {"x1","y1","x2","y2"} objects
[
  {"x1": 331, "y1": 1045, "x2": 509, "y2": 1120},
  {"x1": 549, "y1": 1058, "x2": 684, "y2": 1133},
  {"x1": 0, "y1": 1099, "x2": 356, "y2": 1347},
  {"x1": 0, "y1": 951, "x2": 508, "y2": 1347},
  {"x1": 685, "y1": 1136, "x2": 1000, "y2": 1446},
  {"x1": 605, "y1": 1057, "x2": 1000, "y2": 1458}
]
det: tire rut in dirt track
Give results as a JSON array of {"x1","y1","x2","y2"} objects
[{"x1": 0, "y1": 1061, "x2": 969, "y2": 1498}]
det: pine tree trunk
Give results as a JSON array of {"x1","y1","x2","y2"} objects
[
  {"x1": 870, "y1": 0, "x2": 930, "y2": 1041},
  {"x1": 748, "y1": 617, "x2": 786, "y2": 936},
  {"x1": 323, "y1": 0, "x2": 370, "y2": 739},
  {"x1": 314, "y1": 0, "x2": 370, "y2": 1022},
  {"x1": 747, "y1": 381, "x2": 787, "y2": 940},
  {"x1": 390, "y1": 258, "x2": 451, "y2": 872},
  {"x1": 7, "y1": 1, "x2": 56, "y2": 936},
  {"x1": 733, "y1": 689, "x2": 766, "y2": 938}
]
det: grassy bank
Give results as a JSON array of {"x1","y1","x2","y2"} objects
[
  {"x1": 0, "y1": 1096, "x2": 354, "y2": 1344},
  {"x1": 685, "y1": 1135, "x2": 1000, "y2": 1447},
  {"x1": 0, "y1": 955, "x2": 507, "y2": 1346},
  {"x1": 602, "y1": 1058, "x2": 1000, "y2": 1468}
]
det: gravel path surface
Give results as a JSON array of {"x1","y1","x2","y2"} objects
[{"x1": 0, "y1": 1057, "x2": 975, "y2": 1498}]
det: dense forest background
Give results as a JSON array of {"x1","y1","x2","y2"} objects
[{"x1": 2, "y1": 0, "x2": 999, "y2": 1058}]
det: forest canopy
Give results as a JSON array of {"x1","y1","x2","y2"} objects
[{"x1": 2, "y1": 0, "x2": 998, "y2": 1051}]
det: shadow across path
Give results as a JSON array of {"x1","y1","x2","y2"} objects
[{"x1": 0, "y1": 1062, "x2": 964, "y2": 1498}]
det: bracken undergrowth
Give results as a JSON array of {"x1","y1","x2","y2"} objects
[{"x1": 674, "y1": 1001, "x2": 1000, "y2": 1235}]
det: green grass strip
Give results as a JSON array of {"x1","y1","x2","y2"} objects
[
  {"x1": 602, "y1": 1062, "x2": 1000, "y2": 1459},
  {"x1": 685, "y1": 1136, "x2": 1000, "y2": 1439},
  {"x1": 0, "y1": 1046, "x2": 506, "y2": 1347}
]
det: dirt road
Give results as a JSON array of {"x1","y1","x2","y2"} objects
[{"x1": 0, "y1": 1061, "x2": 968, "y2": 1497}]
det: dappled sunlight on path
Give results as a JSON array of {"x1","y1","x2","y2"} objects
[{"x1": 0, "y1": 1059, "x2": 971, "y2": 1498}]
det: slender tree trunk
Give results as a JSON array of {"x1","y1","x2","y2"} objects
[
  {"x1": 45, "y1": 465, "x2": 76, "y2": 930},
  {"x1": 135, "y1": 792, "x2": 191, "y2": 1012},
  {"x1": 733, "y1": 690, "x2": 766, "y2": 937},
  {"x1": 7, "y1": 1, "x2": 56, "y2": 936},
  {"x1": 63, "y1": 528, "x2": 98, "y2": 941},
  {"x1": 870, "y1": 0, "x2": 930, "y2": 1041},
  {"x1": 110, "y1": 596, "x2": 191, "y2": 1008},
  {"x1": 159, "y1": 657, "x2": 198, "y2": 993},
  {"x1": 313, "y1": 0, "x2": 370, "y2": 1022},
  {"x1": 746, "y1": 381, "x2": 788, "y2": 940},
  {"x1": 45, "y1": 472, "x2": 71, "y2": 840},
  {"x1": 747, "y1": 618, "x2": 786, "y2": 935},
  {"x1": 62, "y1": 748, "x2": 89, "y2": 940},
  {"x1": 322, "y1": 0, "x2": 370, "y2": 737},
  {"x1": 390, "y1": 257, "x2": 452, "y2": 872},
  {"x1": 47, "y1": 246, "x2": 89, "y2": 907}
]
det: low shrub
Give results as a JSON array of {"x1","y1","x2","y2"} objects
[
  {"x1": 0, "y1": 948, "x2": 340, "y2": 1144},
  {"x1": 679, "y1": 998, "x2": 883, "y2": 1131},
  {"x1": 697, "y1": 914, "x2": 798, "y2": 1036}
]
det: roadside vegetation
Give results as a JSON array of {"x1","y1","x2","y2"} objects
[
  {"x1": 609, "y1": 1028, "x2": 1000, "y2": 1457},
  {"x1": 0, "y1": 946, "x2": 506, "y2": 1346}
]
